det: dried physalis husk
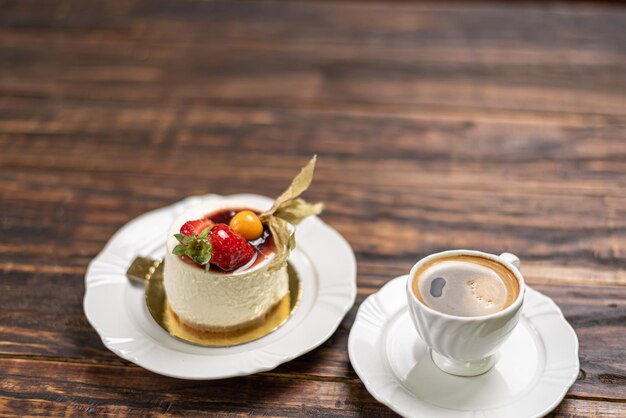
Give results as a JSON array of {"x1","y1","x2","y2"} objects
[{"x1": 260, "y1": 156, "x2": 324, "y2": 271}]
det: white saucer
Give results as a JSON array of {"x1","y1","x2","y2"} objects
[
  {"x1": 84, "y1": 194, "x2": 356, "y2": 380},
  {"x1": 348, "y1": 275, "x2": 579, "y2": 418}
]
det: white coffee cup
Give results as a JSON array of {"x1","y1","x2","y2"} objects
[{"x1": 406, "y1": 250, "x2": 525, "y2": 377}]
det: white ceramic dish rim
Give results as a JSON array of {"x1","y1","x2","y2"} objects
[
  {"x1": 84, "y1": 193, "x2": 357, "y2": 380},
  {"x1": 348, "y1": 275, "x2": 580, "y2": 418}
]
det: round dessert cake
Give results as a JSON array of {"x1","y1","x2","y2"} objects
[
  {"x1": 164, "y1": 200, "x2": 289, "y2": 332},
  {"x1": 163, "y1": 156, "x2": 323, "y2": 334}
]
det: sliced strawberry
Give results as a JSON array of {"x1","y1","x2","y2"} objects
[
  {"x1": 208, "y1": 224, "x2": 255, "y2": 271},
  {"x1": 180, "y1": 218, "x2": 215, "y2": 237}
]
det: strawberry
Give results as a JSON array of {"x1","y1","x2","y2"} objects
[
  {"x1": 208, "y1": 224, "x2": 255, "y2": 271},
  {"x1": 180, "y1": 218, "x2": 214, "y2": 236}
]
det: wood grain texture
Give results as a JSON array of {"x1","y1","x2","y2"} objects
[{"x1": 0, "y1": 0, "x2": 625, "y2": 416}]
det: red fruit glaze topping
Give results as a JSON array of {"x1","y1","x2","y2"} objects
[
  {"x1": 208, "y1": 224, "x2": 255, "y2": 271},
  {"x1": 180, "y1": 218, "x2": 214, "y2": 236}
]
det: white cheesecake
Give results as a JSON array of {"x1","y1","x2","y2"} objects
[{"x1": 163, "y1": 200, "x2": 289, "y2": 331}]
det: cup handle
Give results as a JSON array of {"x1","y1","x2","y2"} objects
[{"x1": 499, "y1": 252, "x2": 521, "y2": 270}]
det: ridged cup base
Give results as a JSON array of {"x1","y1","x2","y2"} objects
[{"x1": 430, "y1": 349, "x2": 498, "y2": 377}]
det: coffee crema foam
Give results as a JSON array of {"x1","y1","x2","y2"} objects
[{"x1": 412, "y1": 255, "x2": 519, "y2": 317}]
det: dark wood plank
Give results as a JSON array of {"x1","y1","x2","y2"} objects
[
  {"x1": 548, "y1": 399, "x2": 626, "y2": 418},
  {"x1": 0, "y1": 357, "x2": 395, "y2": 417},
  {"x1": 1, "y1": 357, "x2": 625, "y2": 417},
  {"x1": 0, "y1": 100, "x2": 623, "y2": 280},
  {"x1": 1, "y1": 0, "x2": 625, "y2": 416},
  {"x1": 1, "y1": 266, "x2": 625, "y2": 400},
  {"x1": 0, "y1": 1, "x2": 625, "y2": 115}
]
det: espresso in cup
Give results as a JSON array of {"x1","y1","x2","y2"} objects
[{"x1": 412, "y1": 254, "x2": 520, "y2": 317}]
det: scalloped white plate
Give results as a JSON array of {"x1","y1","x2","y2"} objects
[
  {"x1": 349, "y1": 275, "x2": 579, "y2": 418},
  {"x1": 84, "y1": 194, "x2": 356, "y2": 379}
]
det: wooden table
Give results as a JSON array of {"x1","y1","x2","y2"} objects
[{"x1": 1, "y1": 0, "x2": 625, "y2": 416}]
